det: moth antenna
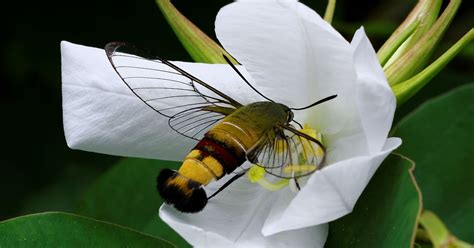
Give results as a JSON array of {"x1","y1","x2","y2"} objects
[
  {"x1": 290, "y1": 95, "x2": 337, "y2": 111},
  {"x1": 222, "y1": 54, "x2": 275, "y2": 103}
]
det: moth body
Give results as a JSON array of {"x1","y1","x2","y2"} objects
[
  {"x1": 157, "y1": 102, "x2": 290, "y2": 213},
  {"x1": 106, "y1": 42, "x2": 331, "y2": 213}
]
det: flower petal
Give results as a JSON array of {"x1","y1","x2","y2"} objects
[
  {"x1": 61, "y1": 41, "x2": 259, "y2": 161},
  {"x1": 262, "y1": 137, "x2": 401, "y2": 235},
  {"x1": 215, "y1": 0, "x2": 353, "y2": 111},
  {"x1": 160, "y1": 172, "x2": 328, "y2": 247},
  {"x1": 352, "y1": 28, "x2": 396, "y2": 153},
  {"x1": 215, "y1": 0, "x2": 369, "y2": 163}
]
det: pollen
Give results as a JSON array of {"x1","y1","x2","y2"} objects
[
  {"x1": 247, "y1": 124, "x2": 325, "y2": 192},
  {"x1": 280, "y1": 124, "x2": 325, "y2": 176},
  {"x1": 248, "y1": 165, "x2": 265, "y2": 183},
  {"x1": 300, "y1": 123, "x2": 324, "y2": 158}
]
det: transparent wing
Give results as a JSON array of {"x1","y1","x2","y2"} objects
[
  {"x1": 168, "y1": 107, "x2": 228, "y2": 140},
  {"x1": 105, "y1": 42, "x2": 241, "y2": 140},
  {"x1": 247, "y1": 125, "x2": 326, "y2": 179}
]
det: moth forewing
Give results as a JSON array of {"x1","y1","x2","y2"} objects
[{"x1": 106, "y1": 42, "x2": 240, "y2": 116}]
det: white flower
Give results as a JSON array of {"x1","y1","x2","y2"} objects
[{"x1": 61, "y1": 0, "x2": 401, "y2": 247}]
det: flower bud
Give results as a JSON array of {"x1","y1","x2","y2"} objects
[
  {"x1": 156, "y1": 0, "x2": 236, "y2": 64},
  {"x1": 383, "y1": 0, "x2": 461, "y2": 86},
  {"x1": 376, "y1": 0, "x2": 472, "y2": 105}
]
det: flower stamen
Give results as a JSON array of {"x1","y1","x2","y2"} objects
[
  {"x1": 247, "y1": 165, "x2": 289, "y2": 191},
  {"x1": 300, "y1": 123, "x2": 324, "y2": 159}
]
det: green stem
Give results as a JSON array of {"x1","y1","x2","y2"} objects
[
  {"x1": 393, "y1": 28, "x2": 473, "y2": 105},
  {"x1": 417, "y1": 210, "x2": 472, "y2": 248},
  {"x1": 419, "y1": 211, "x2": 450, "y2": 246},
  {"x1": 324, "y1": 0, "x2": 336, "y2": 24}
]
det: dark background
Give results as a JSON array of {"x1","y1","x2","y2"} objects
[{"x1": 1, "y1": 0, "x2": 472, "y2": 221}]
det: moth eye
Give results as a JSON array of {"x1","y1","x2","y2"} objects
[{"x1": 287, "y1": 111, "x2": 294, "y2": 122}]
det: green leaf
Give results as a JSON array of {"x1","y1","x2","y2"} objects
[
  {"x1": 393, "y1": 84, "x2": 474, "y2": 243},
  {"x1": 77, "y1": 158, "x2": 190, "y2": 247},
  {"x1": 0, "y1": 212, "x2": 174, "y2": 247},
  {"x1": 325, "y1": 154, "x2": 422, "y2": 247}
]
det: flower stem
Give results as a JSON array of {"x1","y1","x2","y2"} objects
[
  {"x1": 416, "y1": 210, "x2": 472, "y2": 248},
  {"x1": 324, "y1": 0, "x2": 336, "y2": 24}
]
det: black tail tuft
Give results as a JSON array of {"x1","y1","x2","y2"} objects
[{"x1": 157, "y1": 169, "x2": 207, "y2": 213}]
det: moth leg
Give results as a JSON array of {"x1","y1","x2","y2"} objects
[
  {"x1": 289, "y1": 177, "x2": 301, "y2": 192},
  {"x1": 294, "y1": 177, "x2": 301, "y2": 191},
  {"x1": 207, "y1": 170, "x2": 248, "y2": 200}
]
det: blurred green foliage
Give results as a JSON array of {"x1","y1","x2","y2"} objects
[{"x1": 0, "y1": 0, "x2": 472, "y2": 227}]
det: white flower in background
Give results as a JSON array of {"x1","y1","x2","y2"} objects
[{"x1": 61, "y1": 0, "x2": 401, "y2": 247}]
